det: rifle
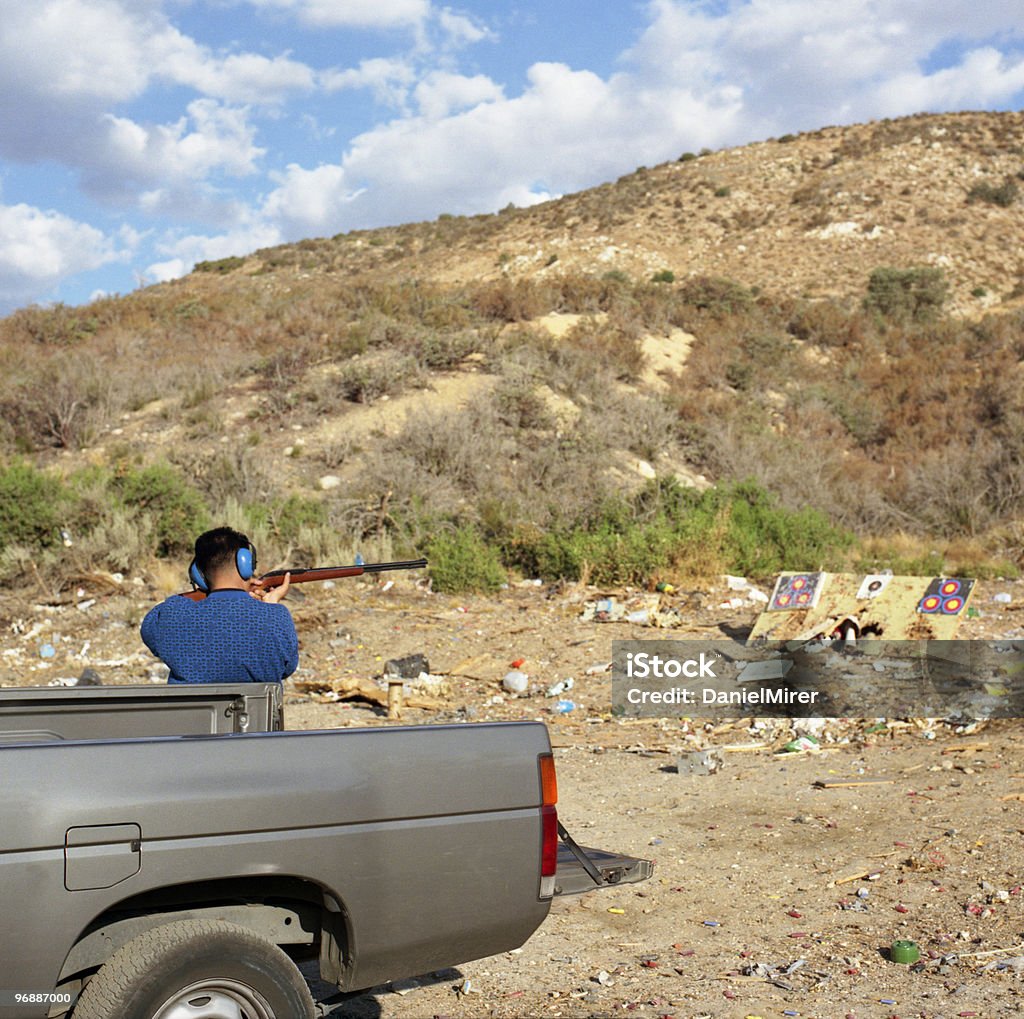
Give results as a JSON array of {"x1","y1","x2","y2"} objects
[{"x1": 179, "y1": 557, "x2": 428, "y2": 601}]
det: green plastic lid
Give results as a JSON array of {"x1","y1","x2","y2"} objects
[{"x1": 890, "y1": 939, "x2": 920, "y2": 964}]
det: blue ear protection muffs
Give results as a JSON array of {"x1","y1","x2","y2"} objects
[
  {"x1": 189, "y1": 541, "x2": 257, "y2": 592},
  {"x1": 235, "y1": 544, "x2": 255, "y2": 581}
]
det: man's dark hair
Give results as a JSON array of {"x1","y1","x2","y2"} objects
[{"x1": 194, "y1": 526, "x2": 255, "y2": 578}]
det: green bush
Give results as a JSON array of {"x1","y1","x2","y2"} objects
[
  {"x1": 428, "y1": 527, "x2": 506, "y2": 593},
  {"x1": 863, "y1": 266, "x2": 948, "y2": 322},
  {"x1": 966, "y1": 178, "x2": 1019, "y2": 208},
  {"x1": 112, "y1": 463, "x2": 209, "y2": 556},
  {"x1": 0, "y1": 461, "x2": 65, "y2": 551},
  {"x1": 194, "y1": 256, "x2": 246, "y2": 274},
  {"x1": 504, "y1": 478, "x2": 852, "y2": 585},
  {"x1": 687, "y1": 480, "x2": 853, "y2": 578}
]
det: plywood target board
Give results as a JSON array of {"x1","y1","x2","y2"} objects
[{"x1": 748, "y1": 573, "x2": 975, "y2": 645}]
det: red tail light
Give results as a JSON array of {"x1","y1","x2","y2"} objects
[
  {"x1": 541, "y1": 805, "x2": 558, "y2": 877},
  {"x1": 539, "y1": 753, "x2": 558, "y2": 884}
]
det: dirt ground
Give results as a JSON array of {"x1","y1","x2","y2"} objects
[{"x1": 3, "y1": 571, "x2": 1024, "y2": 1019}]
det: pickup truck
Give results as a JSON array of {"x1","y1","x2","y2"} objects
[{"x1": 0, "y1": 684, "x2": 652, "y2": 1019}]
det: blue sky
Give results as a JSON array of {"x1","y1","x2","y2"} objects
[{"x1": 1, "y1": 0, "x2": 1023, "y2": 313}]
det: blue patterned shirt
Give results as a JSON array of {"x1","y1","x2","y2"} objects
[{"x1": 141, "y1": 589, "x2": 299, "y2": 684}]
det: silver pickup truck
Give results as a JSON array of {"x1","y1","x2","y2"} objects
[{"x1": 0, "y1": 684, "x2": 651, "y2": 1019}]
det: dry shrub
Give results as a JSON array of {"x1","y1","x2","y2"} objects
[
  {"x1": 334, "y1": 352, "x2": 424, "y2": 404},
  {"x1": 563, "y1": 315, "x2": 646, "y2": 382},
  {"x1": 2, "y1": 349, "x2": 114, "y2": 449},
  {"x1": 469, "y1": 278, "x2": 555, "y2": 321},
  {"x1": 789, "y1": 300, "x2": 867, "y2": 347}
]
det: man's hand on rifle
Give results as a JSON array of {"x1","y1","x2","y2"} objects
[{"x1": 250, "y1": 572, "x2": 291, "y2": 603}]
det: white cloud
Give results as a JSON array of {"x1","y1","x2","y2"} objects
[
  {"x1": 79, "y1": 100, "x2": 264, "y2": 211},
  {"x1": 625, "y1": 0, "x2": 1024, "y2": 135},
  {"x1": 320, "y1": 57, "x2": 418, "y2": 108},
  {"x1": 160, "y1": 44, "x2": 317, "y2": 105},
  {"x1": 0, "y1": 202, "x2": 120, "y2": 303},
  {"x1": 262, "y1": 164, "x2": 364, "y2": 235},
  {"x1": 870, "y1": 46, "x2": 1024, "y2": 115},
  {"x1": 245, "y1": 0, "x2": 430, "y2": 29},
  {"x1": 0, "y1": 0, "x2": 160, "y2": 103},
  {"x1": 414, "y1": 71, "x2": 503, "y2": 120},
  {"x1": 435, "y1": 8, "x2": 493, "y2": 47},
  {"x1": 0, "y1": 0, "x2": 311, "y2": 180}
]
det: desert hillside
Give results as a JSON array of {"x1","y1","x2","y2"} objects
[
  {"x1": 229, "y1": 109, "x2": 1024, "y2": 315},
  {"x1": 1, "y1": 110, "x2": 1022, "y2": 594}
]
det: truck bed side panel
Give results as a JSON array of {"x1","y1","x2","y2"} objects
[{"x1": 0, "y1": 722, "x2": 551, "y2": 1007}]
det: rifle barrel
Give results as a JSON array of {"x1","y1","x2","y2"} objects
[
  {"x1": 259, "y1": 557, "x2": 427, "y2": 581},
  {"x1": 178, "y1": 557, "x2": 428, "y2": 599}
]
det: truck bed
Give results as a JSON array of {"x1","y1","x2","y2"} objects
[{"x1": 0, "y1": 683, "x2": 282, "y2": 742}]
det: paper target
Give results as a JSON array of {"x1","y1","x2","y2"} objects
[
  {"x1": 767, "y1": 572, "x2": 825, "y2": 612},
  {"x1": 857, "y1": 574, "x2": 892, "y2": 599},
  {"x1": 916, "y1": 577, "x2": 974, "y2": 616}
]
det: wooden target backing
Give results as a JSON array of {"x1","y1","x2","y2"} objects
[{"x1": 748, "y1": 573, "x2": 975, "y2": 644}]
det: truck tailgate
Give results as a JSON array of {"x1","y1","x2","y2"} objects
[{"x1": 554, "y1": 842, "x2": 654, "y2": 896}]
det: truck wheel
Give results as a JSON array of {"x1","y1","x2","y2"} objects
[{"x1": 72, "y1": 919, "x2": 315, "y2": 1019}]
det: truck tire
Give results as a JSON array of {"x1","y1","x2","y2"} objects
[{"x1": 71, "y1": 918, "x2": 316, "y2": 1019}]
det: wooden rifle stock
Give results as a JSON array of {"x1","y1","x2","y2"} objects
[{"x1": 178, "y1": 557, "x2": 428, "y2": 601}]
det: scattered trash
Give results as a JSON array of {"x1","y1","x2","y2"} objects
[
  {"x1": 546, "y1": 677, "x2": 574, "y2": 697},
  {"x1": 502, "y1": 670, "x2": 529, "y2": 695},
  {"x1": 607, "y1": 907, "x2": 625, "y2": 915},
  {"x1": 736, "y1": 658, "x2": 793, "y2": 683},
  {"x1": 77, "y1": 667, "x2": 102, "y2": 686},
  {"x1": 782, "y1": 735, "x2": 819, "y2": 753},
  {"x1": 585, "y1": 662, "x2": 612, "y2": 675},
  {"x1": 293, "y1": 677, "x2": 443, "y2": 711},
  {"x1": 553, "y1": 699, "x2": 576, "y2": 713},
  {"x1": 594, "y1": 970, "x2": 614, "y2": 986},
  {"x1": 148, "y1": 663, "x2": 171, "y2": 683},
  {"x1": 384, "y1": 653, "x2": 430, "y2": 679},
  {"x1": 678, "y1": 749, "x2": 724, "y2": 776},
  {"x1": 39, "y1": 643, "x2": 56, "y2": 659},
  {"x1": 580, "y1": 593, "x2": 679, "y2": 627},
  {"x1": 993, "y1": 592, "x2": 1012, "y2": 604},
  {"x1": 890, "y1": 940, "x2": 920, "y2": 964},
  {"x1": 60, "y1": 528, "x2": 73, "y2": 547},
  {"x1": 388, "y1": 978, "x2": 420, "y2": 996}
]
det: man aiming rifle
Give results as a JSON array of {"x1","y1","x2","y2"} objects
[
  {"x1": 141, "y1": 526, "x2": 428, "y2": 685},
  {"x1": 141, "y1": 527, "x2": 297, "y2": 685}
]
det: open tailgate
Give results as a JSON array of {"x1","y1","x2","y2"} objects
[{"x1": 554, "y1": 840, "x2": 654, "y2": 896}]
